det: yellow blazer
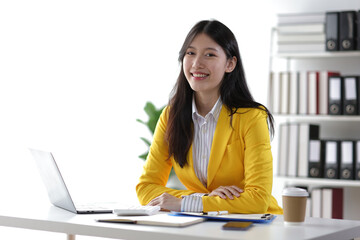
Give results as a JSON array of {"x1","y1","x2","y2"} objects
[{"x1": 136, "y1": 106, "x2": 283, "y2": 214}]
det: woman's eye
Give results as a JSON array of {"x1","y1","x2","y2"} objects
[
  {"x1": 206, "y1": 53, "x2": 216, "y2": 57},
  {"x1": 186, "y1": 51, "x2": 195, "y2": 55}
]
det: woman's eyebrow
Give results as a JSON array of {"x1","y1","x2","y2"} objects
[{"x1": 188, "y1": 46, "x2": 219, "y2": 52}]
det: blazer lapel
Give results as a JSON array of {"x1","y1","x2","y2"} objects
[
  {"x1": 184, "y1": 144, "x2": 209, "y2": 192},
  {"x1": 207, "y1": 107, "x2": 233, "y2": 188}
]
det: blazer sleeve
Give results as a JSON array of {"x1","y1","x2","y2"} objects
[
  {"x1": 136, "y1": 107, "x2": 196, "y2": 205},
  {"x1": 203, "y1": 109, "x2": 282, "y2": 214}
]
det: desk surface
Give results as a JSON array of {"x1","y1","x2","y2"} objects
[{"x1": 1, "y1": 206, "x2": 360, "y2": 240}]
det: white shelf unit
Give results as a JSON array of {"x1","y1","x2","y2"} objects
[
  {"x1": 274, "y1": 51, "x2": 360, "y2": 59},
  {"x1": 274, "y1": 114, "x2": 360, "y2": 122},
  {"x1": 269, "y1": 28, "x2": 360, "y2": 220},
  {"x1": 276, "y1": 176, "x2": 360, "y2": 188}
]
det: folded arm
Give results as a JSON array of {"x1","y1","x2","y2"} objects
[{"x1": 202, "y1": 110, "x2": 274, "y2": 213}]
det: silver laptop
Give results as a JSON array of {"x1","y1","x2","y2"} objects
[{"x1": 29, "y1": 148, "x2": 116, "y2": 214}]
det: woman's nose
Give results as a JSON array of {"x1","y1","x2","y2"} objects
[{"x1": 192, "y1": 56, "x2": 204, "y2": 69}]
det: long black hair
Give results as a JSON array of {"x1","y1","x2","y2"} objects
[{"x1": 166, "y1": 20, "x2": 274, "y2": 168}]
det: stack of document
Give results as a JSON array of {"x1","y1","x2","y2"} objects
[
  {"x1": 170, "y1": 212, "x2": 276, "y2": 223},
  {"x1": 97, "y1": 212, "x2": 276, "y2": 227},
  {"x1": 275, "y1": 12, "x2": 326, "y2": 53},
  {"x1": 97, "y1": 213, "x2": 204, "y2": 227}
]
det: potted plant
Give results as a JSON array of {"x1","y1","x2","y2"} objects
[
  {"x1": 137, "y1": 102, "x2": 185, "y2": 189},
  {"x1": 136, "y1": 101, "x2": 165, "y2": 161}
]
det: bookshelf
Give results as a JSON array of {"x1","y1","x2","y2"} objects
[
  {"x1": 269, "y1": 21, "x2": 360, "y2": 220},
  {"x1": 274, "y1": 51, "x2": 360, "y2": 59},
  {"x1": 276, "y1": 176, "x2": 360, "y2": 188},
  {"x1": 274, "y1": 114, "x2": 360, "y2": 122}
]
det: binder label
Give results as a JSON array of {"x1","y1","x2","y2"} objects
[
  {"x1": 309, "y1": 140, "x2": 321, "y2": 162},
  {"x1": 341, "y1": 141, "x2": 353, "y2": 164},
  {"x1": 326, "y1": 142, "x2": 337, "y2": 164},
  {"x1": 329, "y1": 78, "x2": 341, "y2": 100},
  {"x1": 344, "y1": 78, "x2": 357, "y2": 100}
]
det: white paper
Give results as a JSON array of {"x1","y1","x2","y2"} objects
[
  {"x1": 345, "y1": 78, "x2": 356, "y2": 100},
  {"x1": 326, "y1": 141, "x2": 337, "y2": 164},
  {"x1": 329, "y1": 78, "x2": 341, "y2": 100},
  {"x1": 341, "y1": 141, "x2": 353, "y2": 164},
  {"x1": 309, "y1": 140, "x2": 321, "y2": 162}
]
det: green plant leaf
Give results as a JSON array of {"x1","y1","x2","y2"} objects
[
  {"x1": 139, "y1": 152, "x2": 148, "y2": 160},
  {"x1": 137, "y1": 101, "x2": 165, "y2": 161},
  {"x1": 143, "y1": 102, "x2": 165, "y2": 134},
  {"x1": 169, "y1": 167, "x2": 175, "y2": 177},
  {"x1": 147, "y1": 118, "x2": 158, "y2": 134},
  {"x1": 140, "y1": 137, "x2": 151, "y2": 147},
  {"x1": 136, "y1": 119, "x2": 146, "y2": 125},
  {"x1": 144, "y1": 102, "x2": 157, "y2": 118}
]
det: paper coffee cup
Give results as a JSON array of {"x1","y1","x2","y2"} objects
[{"x1": 282, "y1": 187, "x2": 309, "y2": 225}]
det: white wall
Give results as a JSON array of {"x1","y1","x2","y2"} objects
[
  {"x1": 0, "y1": 1, "x2": 360, "y2": 238},
  {"x1": 0, "y1": 0, "x2": 277, "y2": 208}
]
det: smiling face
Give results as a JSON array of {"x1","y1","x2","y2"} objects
[{"x1": 183, "y1": 33, "x2": 236, "y2": 100}]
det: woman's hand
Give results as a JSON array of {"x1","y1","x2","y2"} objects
[
  {"x1": 208, "y1": 185, "x2": 243, "y2": 200},
  {"x1": 146, "y1": 192, "x2": 182, "y2": 211}
]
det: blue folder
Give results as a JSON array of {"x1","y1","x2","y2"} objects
[{"x1": 170, "y1": 212, "x2": 276, "y2": 223}]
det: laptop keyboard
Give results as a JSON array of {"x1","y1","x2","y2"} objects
[{"x1": 75, "y1": 202, "x2": 115, "y2": 210}]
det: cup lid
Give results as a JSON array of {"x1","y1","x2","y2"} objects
[{"x1": 282, "y1": 187, "x2": 309, "y2": 197}]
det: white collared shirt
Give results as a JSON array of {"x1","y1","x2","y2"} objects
[{"x1": 181, "y1": 96, "x2": 222, "y2": 212}]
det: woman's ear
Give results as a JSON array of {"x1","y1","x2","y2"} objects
[{"x1": 225, "y1": 56, "x2": 237, "y2": 73}]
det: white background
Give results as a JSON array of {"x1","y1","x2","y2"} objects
[{"x1": 1, "y1": 0, "x2": 359, "y2": 239}]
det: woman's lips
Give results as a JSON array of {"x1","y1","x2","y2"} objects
[{"x1": 191, "y1": 72, "x2": 209, "y2": 80}]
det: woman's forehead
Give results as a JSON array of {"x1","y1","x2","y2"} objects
[{"x1": 188, "y1": 33, "x2": 223, "y2": 51}]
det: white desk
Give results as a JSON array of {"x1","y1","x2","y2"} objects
[{"x1": 1, "y1": 206, "x2": 360, "y2": 240}]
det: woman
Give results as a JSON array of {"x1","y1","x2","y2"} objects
[{"x1": 136, "y1": 20, "x2": 283, "y2": 214}]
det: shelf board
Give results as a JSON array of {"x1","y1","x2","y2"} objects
[
  {"x1": 273, "y1": 114, "x2": 360, "y2": 122},
  {"x1": 275, "y1": 176, "x2": 360, "y2": 188},
  {"x1": 273, "y1": 51, "x2": 360, "y2": 59}
]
